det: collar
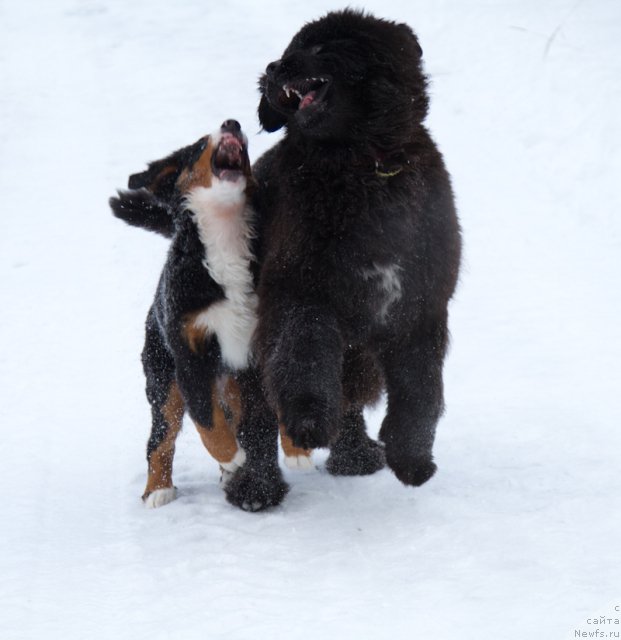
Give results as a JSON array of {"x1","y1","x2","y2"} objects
[
  {"x1": 375, "y1": 161, "x2": 404, "y2": 178},
  {"x1": 371, "y1": 145, "x2": 413, "y2": 179}
]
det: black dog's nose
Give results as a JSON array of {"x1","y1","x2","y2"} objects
[
  {"x1": 266, "y1": 60, "x2": 281, "y2": 77},
  {"x1": 221, "y1": 119, "x2": 241, "y2": 133}
]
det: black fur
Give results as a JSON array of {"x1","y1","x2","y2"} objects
[
  {"x1": 110, "y1": 126, "x2": 288, "y2": 510},
  {"x1": 110, "y1": 188, "x2": 174, "y2": 238},
  {"x1": 253, "y1": 10, "x2": 461, "y2": 486}
]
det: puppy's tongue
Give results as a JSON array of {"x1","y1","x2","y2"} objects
[{"x1": 299, "y1": 91, "x2": 316, "y2": 110}]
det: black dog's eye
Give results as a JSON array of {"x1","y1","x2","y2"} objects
[{"x1": 309, "y1": 44, "x2": 323, "y2": 55}]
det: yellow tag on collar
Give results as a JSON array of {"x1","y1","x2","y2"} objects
[{"x1": 375, "y1": 165, "x2": 404, "y2": 178}]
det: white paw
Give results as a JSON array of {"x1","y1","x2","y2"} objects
[
  {"x1": 219, "y1": 447, "x2": 247, "y2": 487},
  {"x1": 284, "y1": 454, "x2": 314, "y2": 471},
  {"x1": 220, "y1": 468, "x2": 234, "y2": 487},
  {"x1": 220, "y1": 447, "x2": 246, "y2": 473},
  {"x1": 144, "y1": 487, "x2": 177, "y2": 508}
]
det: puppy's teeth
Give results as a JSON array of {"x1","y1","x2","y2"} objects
[{"x1": 284, "y1": 86, "x2": 291, "y2": 98}]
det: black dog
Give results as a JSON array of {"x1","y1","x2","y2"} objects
[
  {"x1": 253, "y1": 10, "x2": 462, "y2": 488},
  {"x1": 110, "y1": 120, "x2": 287, "y2": 511}
]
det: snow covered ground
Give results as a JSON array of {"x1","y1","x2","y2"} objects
[{"x1": 1, "y1": 0, "x2": 620, "y2": 638}]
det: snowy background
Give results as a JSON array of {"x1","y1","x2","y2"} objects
[{"x1": 1, "y1": 0, "x2": 620, "y2": 638}]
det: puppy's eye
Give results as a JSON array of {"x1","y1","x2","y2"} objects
[{"x1": 310, "y1": 44, "x2": 323, "y2": 55}]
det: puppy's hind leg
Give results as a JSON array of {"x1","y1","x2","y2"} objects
[
  {"x1": 142, "y1": 319, "x2": 185, "y2": 508},
  {"x1": 173, "y1": 337, "x2": 221, "y2": 430},
  {"x1": 192, "y1": 378, "x2": 246, "y2": 484}
]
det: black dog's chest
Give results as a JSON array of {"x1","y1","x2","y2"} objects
[{"x1": 270, "y1": 193, "x2": 406, "y2": 334}]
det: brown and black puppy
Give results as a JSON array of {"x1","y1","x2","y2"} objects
[
  {"x1": 253, "y1": 10, "x2": 462, "y2": 488},
  {"x1": 110, "y1": 120, "x2": 294, "y2": 511}
]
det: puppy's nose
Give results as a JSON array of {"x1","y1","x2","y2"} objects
[
  {"x1": 221, "y1": 119, "x2": 241, "y2": 133},
  {"x1": 265, "y1": 60, "x2": 281, "y2": 77}
]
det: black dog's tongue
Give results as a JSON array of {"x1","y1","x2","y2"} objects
[{"x1": 299, "y1": 91, "x2": 317, "y2": 109}]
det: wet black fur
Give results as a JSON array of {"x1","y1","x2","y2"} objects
[
  {"x1": 253, "y1": 10, "x2": 462, "y2": 486},
  {"x1": 110, "y1": 137, "x2": 287, "y2": 510}
]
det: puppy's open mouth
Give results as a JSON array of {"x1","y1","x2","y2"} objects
[
  {"x1": 277, "y1": 77, "x2": 330, "y2": 111},
  {"x1": 212, "y1": 133, "x2": 247, "y2": 181}
]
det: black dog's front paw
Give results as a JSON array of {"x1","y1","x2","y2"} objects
[
  {"x1": 224, "y1": 464, "x2": 289, "y2": 512},
  {"x1": 326, "y1": 436, "x2": 386, "y2": 476},
  {"x1": 387, "y1": 454, "x2": 437, "y2": 487},
  {"x1": 281, "y1": 395, "x2": 335, "y2": 449}
]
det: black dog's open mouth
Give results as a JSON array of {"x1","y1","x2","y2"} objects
[
  {"x1": 276, "y1": 77, "x2": 330, "y2": 111},
  {"x1": 212, "y1": 133, "x2": 247, "y2": 181}
]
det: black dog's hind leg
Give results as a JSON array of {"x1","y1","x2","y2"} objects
[
  {"x1": 260, "y1": 304, "x2": 344, "y2": 450},
  {"x1": 326, "y1": 406, "x2": 386, "y2": 476},
  {"x1": 142, "y1": 314, "x2": 185, "y2": 507},
  {"x1": 224, "y1": 367, "x2": 288, "y2": 512},
  {"x1": 379, "y1": 314, "x2": 449, "y2": 486}
]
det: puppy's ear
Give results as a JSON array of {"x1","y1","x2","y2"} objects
[
  {"x1": 127, "y1": 142, "x2": 198, "y2": 203},
  {"x1": 258, "y1": 95, "x2": 287, "y2": 133}
]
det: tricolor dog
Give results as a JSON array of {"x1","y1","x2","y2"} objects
[{"x1": 110, "y1": 120, "x2": 296, "y2": 511}]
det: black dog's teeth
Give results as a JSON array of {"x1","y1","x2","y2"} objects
[{"x1": 279, "y1": 77, "x2": 328, "y2": 107}]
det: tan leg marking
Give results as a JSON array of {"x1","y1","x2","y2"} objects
[
  {"x1": 143, "y1": 382, "x2": 185, "y2": 500},
  {"x1": 181, "y1": 310, "x2": 209, "y2": 354},
  {"x1": 193, "y1": 384, "x2": 240, "y2": 467},
  {"x1": 218, "y1": 376, "x2": 242, "y2": 429}
]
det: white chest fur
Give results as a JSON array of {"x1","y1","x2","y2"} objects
[
  {"x1": 184, "y1": 179, "x2": 257, "y2": 369},
  {"x1": 361, "y1": 262, "x2": 403, "y2": 323}
]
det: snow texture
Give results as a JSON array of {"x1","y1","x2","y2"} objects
[{"x1": 1, "y1": 1, "x2": 620, "y2": 639}]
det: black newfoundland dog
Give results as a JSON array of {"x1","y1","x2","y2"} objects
[{"x1": 251, "y1": 9, "x2": 461, "y2": 490}]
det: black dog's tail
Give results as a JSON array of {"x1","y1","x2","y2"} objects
[{"x1": 109, "y1": 189, "x2": 174, "y2": 238}]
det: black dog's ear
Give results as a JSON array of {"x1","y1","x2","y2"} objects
[
  {"x1": 397, "y1": 22, "x2": 423, "y2": 59},
  {"x1": 258, "y1": 95, "x2": 287, "y2": 133}
]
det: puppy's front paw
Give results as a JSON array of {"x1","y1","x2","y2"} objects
[
  {"x1": 224, "y1": 464, "x2": 289, "y2": 512},
  {"x1": 143, "y1": 487, "x2": 177, "y2": 508}
]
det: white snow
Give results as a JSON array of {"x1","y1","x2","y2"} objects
[{"x1": 1, "y1": 1, "x2": 620, "y2": 639}]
